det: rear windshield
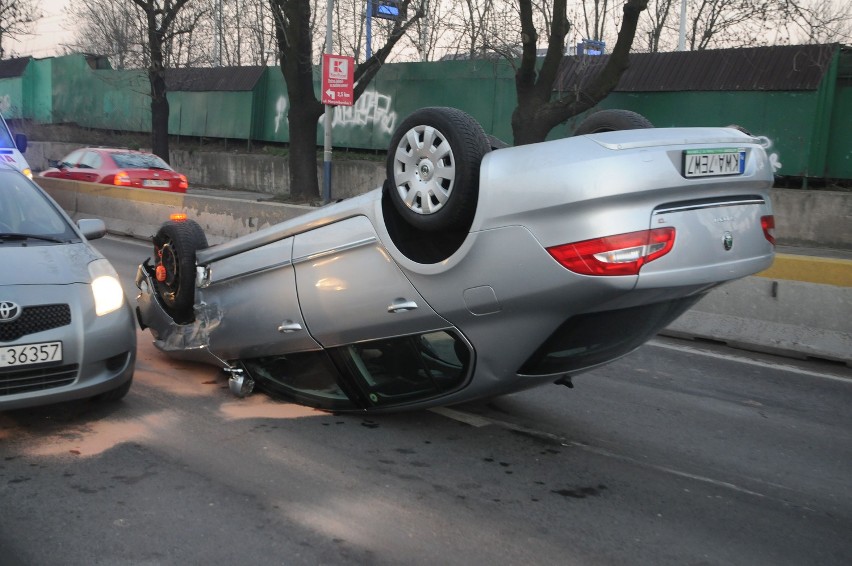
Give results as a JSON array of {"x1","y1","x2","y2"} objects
[{"x1": 111, "y1": 152, "x2": 171, "y2": 170}]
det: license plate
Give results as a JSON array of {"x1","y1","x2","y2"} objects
[
  {"x1": 143, "y1": 179, "x2": 170, "y2": 188},
  {"x1": 0, "y1": 341, "x2": 63, "y2": 368},
  {"x1": 683, "y1": 148, "x2": 745, "y2": 178}
]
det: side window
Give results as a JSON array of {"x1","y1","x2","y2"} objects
[
  {"x1": 241, "y1": 351, "x2": 356, "y2": 411},
  {"x1": 340, "y1": 330, "x2": 471, "y2": 406},
  {"x1": 79, "y1": 151, "x2": 101, "y2": 169},
  {"x1": 62, "y1": 150, "x2": 83, "y2": 167}
]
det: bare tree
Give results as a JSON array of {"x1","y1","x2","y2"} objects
[
  {"x1": 0, "y1": 0, "x2": 37, "y2": 59},
  {"x1": 512, "y1": 0, "x2": 649, "y2": 145},
  {"x1": 581, "y1": 0, "x2": 610, "y2": 41},
  {"x1": 67, "y1": 0, "x2": 148, "y2": 69},
  {"x1": 687, "y1": 0, "x2": 775, "y2": 50},
  {"x1": 132, "y1": 0, "x2": 194, "y2": 161},
  {"x1": 268, "y1": 0, "x2": 423, "y2": 201},
  {"x1": 781, "y1": 0, "x2": 852, "y2": 44},
  {"x1": 640, "y1": 0, "x2": 677, "y2": 52}
]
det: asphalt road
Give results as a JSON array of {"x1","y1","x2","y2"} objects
[{"x1": 1, "y1": 235, "x2": 850, "y2": 565}]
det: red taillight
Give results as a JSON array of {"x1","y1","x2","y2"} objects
[
  {"x1": 113, "y1": 171, "x2": 131, "y2": 186},
  {"x1": 178, "y1": 174, "x2": 188, "y2": 190},
  {"x1": 547, "y1": 228, "x2": 676, "y2": 276},
  {"x1": 761, "y1": 215, "x2": 776, "y2": 246}
]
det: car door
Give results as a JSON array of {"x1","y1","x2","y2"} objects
[
  {"x1": 293, "y1": 215, "x2": 451, "y2": 348},
  {"x1": 200, "y1": 236, "x2": 321, "y2": 360}
]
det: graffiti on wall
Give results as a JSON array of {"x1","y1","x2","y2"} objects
[
  {"x1": 274, "y1": 96, "x2": 288, "y2": 134},
  {"x1": 332, "y1": 90, "x2": 396, "y2": 134},
  {"x1": 758, "y1": 136, "x2": 783, "y2": 173}
]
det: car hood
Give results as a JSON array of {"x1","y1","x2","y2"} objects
[{"x1": 0, "y1": 242, "x2": 100, "y2": 286}]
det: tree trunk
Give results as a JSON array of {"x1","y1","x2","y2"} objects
[
  {"x1": 511, "y1": 0, "x2": 648, "y2": 146},
  {"x1": 286, "y1": 97, "x2": 324, "y2": 202},
  {"x1": 150, "y1": 71, "x2": 170, "y2": 162}
]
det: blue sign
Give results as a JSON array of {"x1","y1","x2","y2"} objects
[
  {"x1": 372, "y1": 0, "x2": 404, "y2": 20},
  {"x1": 578, "y1": 39, "x2": 606, "y2": 56}
]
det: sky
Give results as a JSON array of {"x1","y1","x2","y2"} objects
[{"x1": 9, "y1": 0, "x2": 74, "y2": 58}]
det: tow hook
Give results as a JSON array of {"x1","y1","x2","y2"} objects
[{"x1": 225, "y1": 367, "x2": 254, "y2": 397}]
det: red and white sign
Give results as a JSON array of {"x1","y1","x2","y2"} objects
[{"x1": 321, "y1": 54, "x2": 354, "y2": 106}]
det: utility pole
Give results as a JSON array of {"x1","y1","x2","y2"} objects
[{"x1": 323, "y1": 0, "x2": 334, "y2": 204}]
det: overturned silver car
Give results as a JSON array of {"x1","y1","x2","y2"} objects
[{"x1": 136, "y1": 108, "x2": 775, "y2": 412}]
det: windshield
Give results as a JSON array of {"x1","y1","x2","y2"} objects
[
  {"x1": 0, "y1": 170, "x2": 77, "y2": 242},
  {"x1": 111, "y1": 152, "x2": 171, "y2": 170}
]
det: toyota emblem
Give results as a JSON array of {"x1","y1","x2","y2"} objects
[{"x1": 0, "y1": 301, "x2": 22, "y2": 322}]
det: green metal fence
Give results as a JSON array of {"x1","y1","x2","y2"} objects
[{"x1": 2, "y1": 47, "x2": 849, "y2": 180}]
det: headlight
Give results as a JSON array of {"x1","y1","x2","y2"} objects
[{"x1": 89, "y1": 259, "x2": 125, "y2": 316}]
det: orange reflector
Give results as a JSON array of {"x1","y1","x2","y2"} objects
[
  {"x1": 155, "y1": 264, "x2": 167, "y2": 282},
  {"x1": 170, "y1": 213, "x2": 187, "y2": 222}
]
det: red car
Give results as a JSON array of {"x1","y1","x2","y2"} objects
[{"x1": 41, "y1": 147, "x2": 188, "y2": 193}]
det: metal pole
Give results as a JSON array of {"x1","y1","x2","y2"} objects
[
  {"x1": 366, "y1": 0, "x2": 373, "y2": 59},
  {"x1": 678, "y1": 0, "x2": 687, "y2": 51},
  {"x1": 323, "y1": 0, "x2": 334, "y2": 204}
]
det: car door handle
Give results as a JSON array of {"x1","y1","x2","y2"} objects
[
  {"x1": 277, "y1": 320, "x2": 303, "y2": 333},
  {"x1": 388, "y1": 299, "x2": 418, "y2": 313}
]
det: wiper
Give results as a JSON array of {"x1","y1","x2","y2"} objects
[{"x1": 0, "y1": 233, "x2": 66, "y2": 243}]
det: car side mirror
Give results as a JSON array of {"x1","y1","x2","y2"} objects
[
  {"x1": 14, "y1": 133, "x2": 27, "y2": 153},
  {"x1": 77, "y1": 218, "x2": 106, "y2": 240}
]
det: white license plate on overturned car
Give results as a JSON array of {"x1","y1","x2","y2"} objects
[
  {"x1": 683, "y1": 148, "x2": 745, "y2": 178},
  {"x1": 0, "y1": 341, "x2": 62, "y2": 368},
  {"x1": 143, "y1": 179, "x2": 170, "y2": 188}
]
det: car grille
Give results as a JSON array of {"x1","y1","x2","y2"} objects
[
  {"x1": 0, "y1": 363, "x2": 79, "y2": 396},
  {"x1": 0, "y1": 304, "x2": 72, "y2": 343}
]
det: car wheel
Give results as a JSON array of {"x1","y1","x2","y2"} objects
[
  {"x1": 152, "y1": 219, "x2": 208, "y2": 320},
  {"x1": 573, "y1": 109, "x2": 654, "y2": 135},
  {"x1": 386, "y1": 107, "x2": 490, "y2": 232},
  {"x1": 94, "y1": 377, "x2": 133, "y2": 403}
]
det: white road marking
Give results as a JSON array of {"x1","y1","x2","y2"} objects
[{"x1": 647, "y1": 339, "x2": 851, "y2": 382}]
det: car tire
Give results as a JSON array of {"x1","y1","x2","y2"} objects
[
  {"x1": 386, "y1": 107, "x2": 490, "y2": 232},
  {"x1": 573, "y1": 109, "x2": 654, "y2": 135},
  {"x1": 153, "y1": 219, "x2": 208, "y2": 320},
  {"x1": 94, "y1": 377, "x2": 133, "y2": 403}
]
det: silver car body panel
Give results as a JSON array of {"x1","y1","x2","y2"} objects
[
  {"x1": 136, "y1": 127, "x2": 774, "y2": 410},
  {"x1": 1, "y1": 247, "x2": 136, "y2": 410}
]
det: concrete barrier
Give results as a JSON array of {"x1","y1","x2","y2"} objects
[{"x1": 34, "y1": 175, "x2": 851, "y2": 367}]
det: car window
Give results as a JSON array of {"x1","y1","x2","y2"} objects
[
  {"x1": 0, "y1": 121, "x2": 14, "y2": 148},
  {"x1": 342, "y1": 330, "x2": 471, "y2": 406},
  {"x1": 0, "y1": 171, "x2": 76, "y2": 240},
  {"x1": 79, "y1": 151, "x2": 102, "y2": 169},
  {"x1": 61, "y1": 150, "x2": 84, "y2": 168},
  {"x1": 241, "y1": 351, "x2": 356, "y2": 411},
  {"x1": 112, "y1": 152, "x2": 171, "y2": 170}
]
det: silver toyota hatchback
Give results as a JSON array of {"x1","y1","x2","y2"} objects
[
  {"x1": 0, "y1": 165, "x2": 136, "y2": 410},
  {"x1": 136, "y1": 108, "x2": 775, "y2": 412}
]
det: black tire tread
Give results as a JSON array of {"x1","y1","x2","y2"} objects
[
  {"x1": 574, "y1": 109, "x2": 654, "y2": 135},
  {"x1": 152, "y1": 220, "x2": 208, "y2": 319}
]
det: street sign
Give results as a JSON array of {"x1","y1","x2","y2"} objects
[{"x1": 322, "y1": 54, "x2": 354, "y2": 106}]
